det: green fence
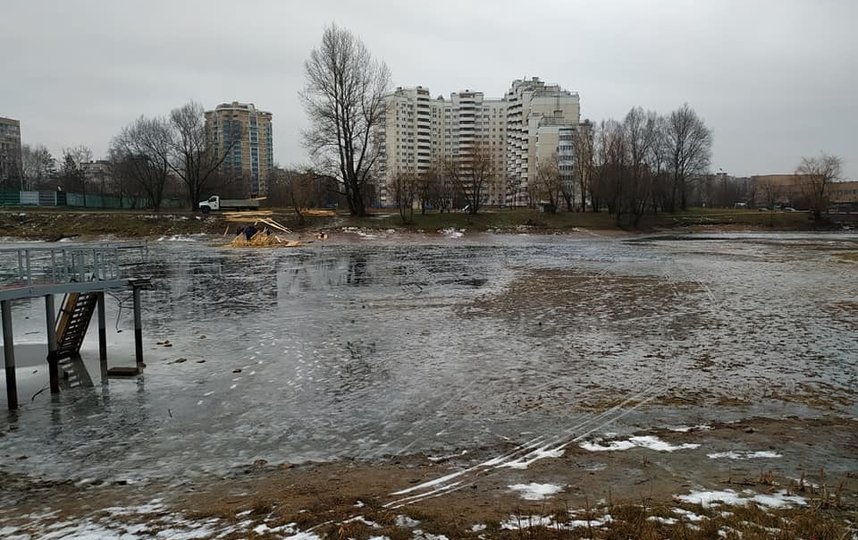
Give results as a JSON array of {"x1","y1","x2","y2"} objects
[{"x1": 0, "y1": 190, "x2": 186, "y2": 209}]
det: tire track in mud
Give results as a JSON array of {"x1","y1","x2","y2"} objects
[{"x1": 382, "y1": 375, "x2": 664, "y2": 509}]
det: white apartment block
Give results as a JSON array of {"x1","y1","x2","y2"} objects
[
  {"x1": 505, "y1": 78, "x2": 580, "y2": 207},
  {"x1": 377, "y1": 77, "x2": 579, "y2": 208}
]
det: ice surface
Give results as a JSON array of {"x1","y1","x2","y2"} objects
[{"x1": 1, "y1": 234, "x2": 855, "y2": 488}]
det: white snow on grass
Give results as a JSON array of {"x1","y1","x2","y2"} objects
[
  {"x1": 501, "y1": 514, "x2": 613, "y2": 531},
  {"x1": 707, "y1": 450, "x2": 782, "y2": 460},
  {"x1": 582, "y1": 435, "x2": 700, "y2": 453},
  {"x1": 440, "y1": 228, "x2": 464, "y2": 238},
  {"x1": 568, "y1": 515, "x2": 613, "y2": 528},
  {"x1": 508, "y1": 482, "x2": 563, "y2": 501},
  {"x1": 668, "y1": 424, "x2": 712, "y2": 432},
  {"x1": 499, "y1": 446, "x2": 565, "y2": 469},
  {"x1": 343, "y1": 515, "x2": 381, "y2": 528},
  {"x1": 394, "y1": 515, "x2": 420, "y2": 527},
  {"x1": 647, "y1": 516, "x2": 678, "y2": 525},
  {"x1": 676, "y1": 489, "x2": 806, "y2": 508},
  {"x1": 673, "y1": 508, "x2": 706, "y2": 522},
  {"x1": 500, "y1": 515, "x2": 555, "y2": 530}
]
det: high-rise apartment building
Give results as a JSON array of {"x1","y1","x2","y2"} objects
[
  {"x1": 0, "y1": 117, "x2": 23, "y2": 186},
  {"x1": 205, "y1": 102, "x2": 273, "y2": 197},
  {"x1": 377, "y1": 77, "x2": 579, "y2": 207},
  {"x1": 505, "y1": 78, "x2": 580, "y2": 206}
]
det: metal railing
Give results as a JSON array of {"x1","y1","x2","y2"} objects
[{"x1": 0, "y1": 243, "x2": 149, "y2": 290}]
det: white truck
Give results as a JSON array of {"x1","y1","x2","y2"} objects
[{"x1": 198, "y1": 195, "x2": 261, "y2": 214}]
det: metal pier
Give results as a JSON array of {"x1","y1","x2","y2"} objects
[{"x1": 0, "y1": 244, "x2": 150, "y2": 410}]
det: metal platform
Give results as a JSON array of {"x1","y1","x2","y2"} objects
[{"x1": 0, "y1": 243, "x2": 150, "y2": 410}]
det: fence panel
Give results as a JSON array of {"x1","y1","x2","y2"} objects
[
  {"x1": 20, "y1": 191, "x2": 40, "y2": 205},
  {"x1": 38, "y1": 191, "x2": 57, "y2": 206},
  {"x1": 0, "y1": 191, "x2": 21, "y2": 205}
]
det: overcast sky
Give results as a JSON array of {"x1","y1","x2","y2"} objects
[{"x1": 2, "y1": 0, "x2": 856, "y2": 178}]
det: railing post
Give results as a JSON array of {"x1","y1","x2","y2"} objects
[
  {"x1": 25, "y1": 250, "x2": 32, "y2": 286},
  {"x1": 2, "y1": 300, "x2": 18, "y2": 410},
  {"x1": 45, "y1": 294, "x2": 59, "y2": 394}
]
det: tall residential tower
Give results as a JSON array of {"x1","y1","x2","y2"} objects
[
  {"x1": 0, "y1": 117, "x2": 23, "y2": 187},
  {"x1": 205, "y1": 102, "x2": 273, "y2": 197},
  {"x1": 377, "y1": 77, "x2": 580, "y2": 207}
]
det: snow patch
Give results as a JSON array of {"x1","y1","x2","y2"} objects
[
  {"x1": 676, "y1": 489, "x2": 806, "y2": 508},
  {"x1": 669, "y1": 424, "x2": 712, "y2": 433},
  {"x1": 499, "y1": 446, "x2": 565, "y2": 469},
  {"x1": 395, "y1": 515, "x2": 420, "y2": 527},
  {"x1": 707, "y1": 450, "x2": 782, "y2": 460},
  {"x1": 582, "y1": 435, "x2": 700, "y2": 453},
  {"x1": 508, "y1": 482, "x2": 563, "y2": 501},
  {"x1": 440, "y1": 228, "x2": 464, "y2": 238}
]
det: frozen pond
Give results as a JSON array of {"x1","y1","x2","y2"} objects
[{"x1": 1, "y1": 231, "x2": 856, "y2": 484}]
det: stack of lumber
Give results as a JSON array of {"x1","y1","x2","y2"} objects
[{"x1": 227, "y1": 217, "x2": 303, "y2": 248}]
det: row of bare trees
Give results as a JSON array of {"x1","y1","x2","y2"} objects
[
  {"x1": 562, "y1": 104, "x2": 713, "y2": 225},
  {"x1": 108, "y1": 101, "x2": 234, "y2": 210}
]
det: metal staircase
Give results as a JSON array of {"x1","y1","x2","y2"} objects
[{"x1": 55, "y1": 292, "x2": 99, "y2": 360}]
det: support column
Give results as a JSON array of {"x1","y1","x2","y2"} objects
[
  {"x1": 133, "y1": 286, "x2": 143, "y2": 369},
  {"x1": 97, "y1": 292, "x2": 107, "y2": 364},
  {"x1": 45, "y1": 294, "x2": 59, "y2": 394},
  {"x1": 2, "y1": 300, "x2": 18, "y2": 410}
]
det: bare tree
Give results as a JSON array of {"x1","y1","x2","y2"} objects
[
  {"x1": 168, "y1": 101, "x2": 233, "y2": 210},
  {"x1": 447, "y1": 144, "x2": 496, "y2": 215},
  {"x1": 20, "y1": 144, "x2": 55, "y2": 190},
  {"x1": 664, "y1": 103, "x2": 712, "y2": 211},
  {"x1": 301, "y1": 24, "x2": 391, "y2": 216},
  {"x1": 572, "y1": 121, "x2": 594, "y2": 212},
  {"x1": 424, "y1": 160, "x2": 454, "y2": 213},
  {"x1": 622, "y1": 107, "x2": 661, "y2": 225},
  {"x1": 530, "y1": 154, "x2": 563, "y2": 213},
  {"x1": 109, "y1": 116, "x2": 173, "y2": 210},
  {"x1": 797, "y1": 152, "x2": 841, "y2": 221},
  {"x1": 759, "y1": 178, "x2": 781, "y2": 227},
  {"x1": 59, "y1": 145, "x2": 93, "y2": 204},
  {"x1": 391, "y1": 171, "x2": 418, "y2": 223}
]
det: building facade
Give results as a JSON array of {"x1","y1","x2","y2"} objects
[
  {"x1": 205, "y1": 102, "x2": 273, "y2": 197},
  {"x1": 0, "y1": 117, "x2": 23, "y2": 187},
  {"x1": 505, "y1": 78, "x2": 580, "y2": 207},
  {"x1": 376, "y1": 77, "x2": 580, "y2": 208}
]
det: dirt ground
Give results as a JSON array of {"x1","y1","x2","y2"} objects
[{"x1": 2, "y1": 415, "x2": 855, "y2": 538}]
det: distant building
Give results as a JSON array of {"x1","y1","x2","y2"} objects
[
  {"x1": 376, "y1": 77, "x2": 581, "y2": 208},
  {"x1": 81, "y1": 160, "x2": 114, "y2": 195},
  {"x1": 204, "y1": 102, "x2": 273, "y2": 197},
  {"x1": 751, "y1": 174, "x2": 806, "y2": 207},
  {"x1": 829, "y1": 180, "x2": 858, "y2": 209},
  {"x1": 0, "y1": 117, "x2": 23, "y2": 187}
]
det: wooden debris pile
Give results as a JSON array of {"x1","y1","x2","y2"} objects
[{"x1": 228, "y1": 217, "x2": 303, "y2": 248}]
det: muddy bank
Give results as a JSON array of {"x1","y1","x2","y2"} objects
[{"x1": 2, "y1": 416, "x2": 855, "y2": 538}]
